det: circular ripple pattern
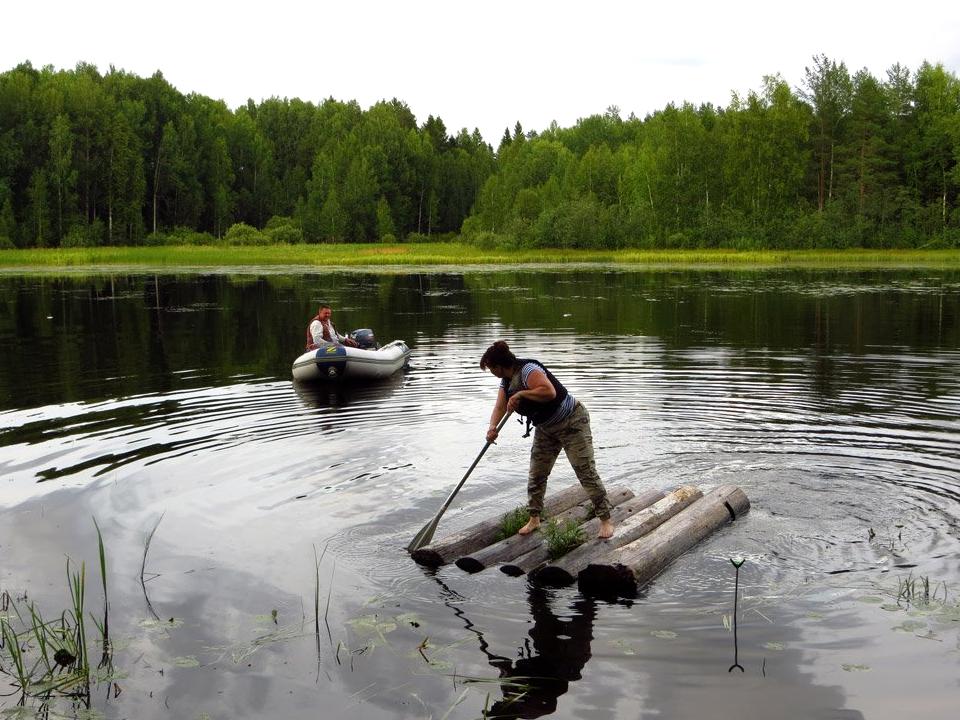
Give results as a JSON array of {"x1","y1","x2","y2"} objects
[{"x1": 1, "y1": 274, "x2": 959, "y2": 611}]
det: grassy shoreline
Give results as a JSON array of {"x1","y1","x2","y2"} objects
[{"x1": 1, "y1": 243, "x2": 959, "y2": 271}]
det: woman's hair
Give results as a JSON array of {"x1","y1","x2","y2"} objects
[{"x1": 480, "y1": 340, "x2": 516, "y2": 370}]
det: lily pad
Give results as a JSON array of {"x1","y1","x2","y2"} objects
[
  {"x1": 893, "y1": 620, "x2": 927, "y2": 633},
  {"x1": 346, "y1": 614, "x2": 401, "y2": 650},
  {"x1": 173, "y1": 655, "x2": 200, "y2": 668},
  {"x1": 140, "y1": 617, "x2": 184, "y2": 630},
  {"x1": 651, "y1": 630, "x2": 677, "y2": 639},
  {"x1": 841, "y1": 663, "x2": 871, "y2": 672}
]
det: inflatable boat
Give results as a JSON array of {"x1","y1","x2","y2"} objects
[{"x1": 292, "y1": 337, "x2": 411, "y2": 382}]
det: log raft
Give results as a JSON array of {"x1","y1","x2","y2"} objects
[
  {"x1": 529, "y1": 485, "x2": 702, "y2": 586},
  {"x1": 410, "y1": 483, "x2": 749, "y2": 597},
  {"x1": 499, "y1": 488, "x2": 667, "y2": 577},
  {"x1": 578, "y1": 485, "x2": 750, "y2": 597},
  {"x1": 454, "y1": 485, "x2": 637, "y2": 574},
  {"x1": 410, "y1": 484, "x2": 591, "y2": 568}
]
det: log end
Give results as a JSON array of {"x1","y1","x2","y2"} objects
[
  {"x1": 723, "y1": 486, "x2": 751, "y2": 519},
  {"x1": 410, "y1": 548, "x2": 444, "y2": 567},
  {"x1": 454, "y1": 556, "x2": 486, "y2": 574},
  {"x1": 529, "y1": 565, "x2": 575, "y2": 588},
  {"x1": 500, "y1": 563, "x2": 525, "y2": 577},
  {"x1": 578, "y1": 562, "x2": 637, "y2": 599}
]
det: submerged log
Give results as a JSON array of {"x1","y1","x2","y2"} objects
[
  {"x1": 500, "y1": 488, "x2": 667, "y2": 577},
  {"x1": 530, "y1": 485, "x2": 702, "y2": 587},
  {"x1": 410, "y1": 484, "x2": 591, "y2": 567},
  {"x1": 454, "y1": 486, "x2": 635, "y2": 573},
  {"x1": 578, "y1": 485, "x2": 750, "y2": 598}
]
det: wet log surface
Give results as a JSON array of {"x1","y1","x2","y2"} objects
[
  {"x1": 454, "y1": 486, "x2": 635, "y2": 573},
  {"x1": 410, "y1": 484, "x2": 590, "y2": 567},
  {"x1": 577, "y1": 485, "x2": 750, "y2": 598},
  {"x1": 530, "y1": 485, "x2": 702, "y2": 587},
  {"x1": 500, "y1": 488, "x2": 668, "y2": 577}
]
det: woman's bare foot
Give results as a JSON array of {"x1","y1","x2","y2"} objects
[
  {"x1": 518, "y1": 516, "x2": 541, "y2": 535},
  {"x1": 598, "y1": 518, "x2": 614, "y2": 539}
]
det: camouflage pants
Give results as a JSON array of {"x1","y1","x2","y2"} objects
[{"x1": 528, "y1": 401, "x2": 611, "y2": 520}]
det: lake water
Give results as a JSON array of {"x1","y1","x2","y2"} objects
[{"x1": 1, "y1": 267, "x2": 959, "y2": 719}]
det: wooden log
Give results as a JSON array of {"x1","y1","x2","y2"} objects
[
  {"x1": 577, "y1": 485, "x2": 750, "y2": 598},
  {"x1": 500, "y1": 488, "x2": 667, "y2": 577},
  {"x1": 454, "y1": 486, "x2": 635, "y2": 573},
  {"x1": 530, "y1": 485, "x2": 702, "y2": 587},
  {"x1": 410, "y1": 484, "x2": 591, "y2": 567}
]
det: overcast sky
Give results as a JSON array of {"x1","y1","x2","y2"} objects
[{"x1": 5, "y1": 1, "x2": 960, "y2": 145}]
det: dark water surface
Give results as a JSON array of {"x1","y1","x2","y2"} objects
[{"x1": 1, "y1": 267, "x2": 959, "y2": 719}]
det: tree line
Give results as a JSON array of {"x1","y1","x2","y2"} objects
[
  {"x1": 0, "y1": 61, "x2": 494, "y2": 248},
  {"x1": 0, "y1": 55, "x2": 958, "y2": 250}
]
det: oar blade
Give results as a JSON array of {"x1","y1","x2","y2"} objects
[{"x1": 407, "y1": 515, "x2": 440, "y2": 553}]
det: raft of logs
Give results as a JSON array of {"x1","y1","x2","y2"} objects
[{"x1": 410, "y1": 483, "x2": 750, "y2": 598}]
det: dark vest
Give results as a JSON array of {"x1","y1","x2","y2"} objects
[{"x1": 506, "y1": 359, "x2": 569, "y2": 427}]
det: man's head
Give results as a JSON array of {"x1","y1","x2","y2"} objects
[
  {"x1": 318, "y1": 304, "x2": 332, "y2": 321},
  {"x1": 480, "y1": 340, "x2": 517, "y2": 377}
]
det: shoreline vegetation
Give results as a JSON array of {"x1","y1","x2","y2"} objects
[
  {"x1": 1, "y1": 56, "x2": 959, "y2": 255},
  {"x1": 1, "y1": 244, "x2": 959, "y2": 270}
]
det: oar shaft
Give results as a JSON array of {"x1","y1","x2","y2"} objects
[
  {"x1": 435, "y1": 411, "x2": 512, "y2": 514},
  {"x1": 407, "y1": 411, "x2": 513, "y2": 552}
]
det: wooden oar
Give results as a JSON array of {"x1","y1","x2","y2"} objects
[{"x1": 407, "y1": 411, "x2": 513, "y2": 552}]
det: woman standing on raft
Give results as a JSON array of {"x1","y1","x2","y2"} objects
[{"x1": 480, "y1": 341, "x2": 615, "y2": 539}]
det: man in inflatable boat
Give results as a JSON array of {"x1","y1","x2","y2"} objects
[{"x1": 305, "y1": 304, "x2": 360, "y2": 350}]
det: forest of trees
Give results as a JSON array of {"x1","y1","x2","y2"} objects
[{"x1": 0, "y1": 55, "x2": 958, "y2": 250}]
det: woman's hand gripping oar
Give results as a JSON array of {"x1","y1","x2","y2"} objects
[{"x1": 407, "y1": 412, "x2": 513, "y2": 553}]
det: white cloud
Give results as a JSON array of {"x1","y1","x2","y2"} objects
[{"x1": 4, "y1": 0, "x2": 959, "y2": 144}]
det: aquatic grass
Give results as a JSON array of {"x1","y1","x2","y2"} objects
[
  {"x1": 496, "y1": 506, "x2": 530, "y2": 541},
  {"x1": 543, "y1": 518, "x2": 586, "y2": 560},
  {"x1": 0, "y1": 617, "x2": 30, "y2": 700},
  {"x1": 0, "y1": 520, "x2": 112, "y2": 708},
  {"x1": 140, "y1": 513, "x2": 165, "y2": 621},
  {"x1": 897, "y1": 573, "x2": 947, "y2": 607},
  {"x1": 312, "y1": 541, "x2": 335, "y2": 648},
  {"x1": 91, "y1": 518, "x2": 111, "y2": 668},
  {"x1": 2, "y1": 244, "x2": 959, "y2": 271},
  {"x1": 66, "y1": 559, "x2": 87, "y2": 673}
]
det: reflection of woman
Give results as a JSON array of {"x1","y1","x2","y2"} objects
[
  {"x1": 487, "y1": 585, "x2": 597, "y2": 719},
  {"x1": 480, "y1": 340, "x2": 614, "y2": 539}
]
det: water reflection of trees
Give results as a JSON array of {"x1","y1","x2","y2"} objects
[{"x1": 0, "y1": 270, "x2": 956, "y2": 409}]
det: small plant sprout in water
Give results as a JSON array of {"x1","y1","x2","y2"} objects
[{"x1": 728, "y1": 556, "x2": 745, "y2": 673}]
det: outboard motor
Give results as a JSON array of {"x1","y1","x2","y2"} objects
[{"x1": 349, "y1": 328, "x2": 379, "y2": 350}]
